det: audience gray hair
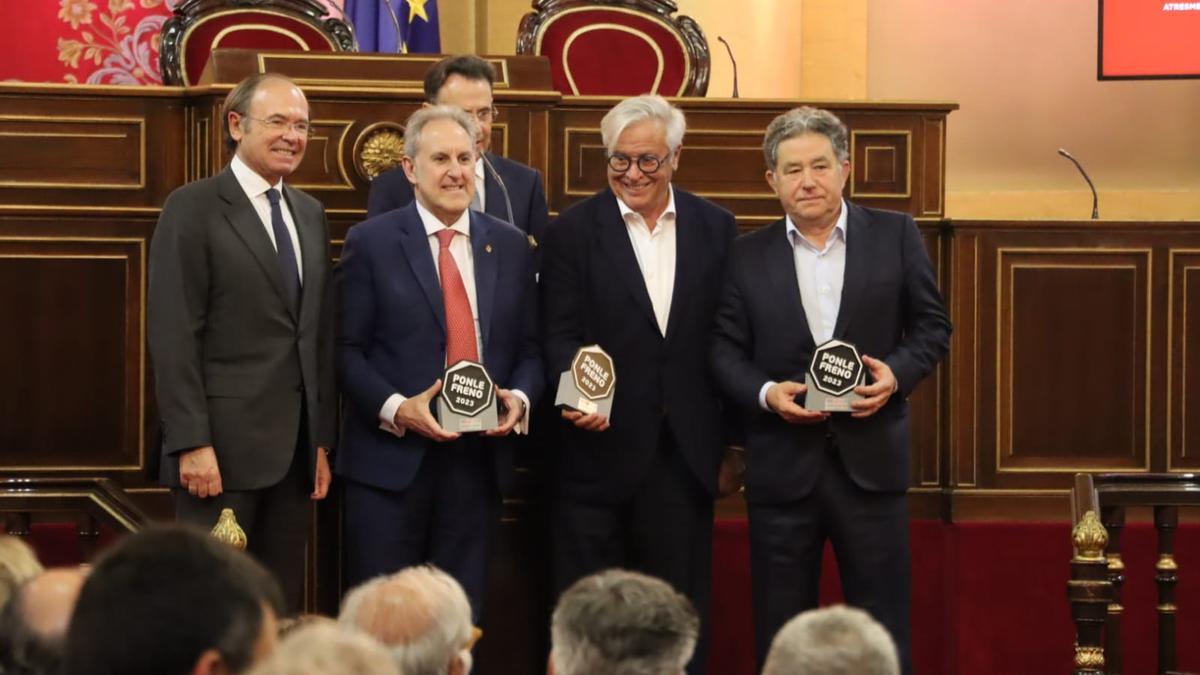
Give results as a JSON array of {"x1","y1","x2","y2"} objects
[
  {"x1": 550, "y1": 569, "x2": 699, "y2": 675},
  {"x1": 403, "y1": 105, "x2": 479, "y2": 160},
  {"x1": 247, "y1": 623, "x2": 399, "y2": 675},
  {"x1": 1, "y1": 568, "x2": 88, "y2": 675},
  {"x1": 600, "y1": 95, "x2": 687, "y2": 154},
  {"x1": 0, "y1": 535, "x2": 42, "y2": 611},
  {"x1": 338, "y1": 566, "x2": 473, "y2": 675},
  {"x1": 761, "y1": 605, "x2": 899, "y2": 675},
  {"x1": 762, "y1": 106, "x2": 850, "y2": 169}
]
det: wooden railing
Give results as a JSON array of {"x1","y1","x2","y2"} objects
[
  {"x1": 1070, "y1": 473, "x2": 1200, "y2": 675},
  {"x1": 0, "y1": 477, "x2": 148, "y2": 561}
]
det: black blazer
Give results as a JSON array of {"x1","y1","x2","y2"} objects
[
  {"x1": 711, "y1": 203, "x2": 951, "y2": 504},
  {"x1": 148, "y1": 168, "x2": 336, "y2": 490},
  {"x1": 367, "y1": 152, "x2": 549, "y2": 247},
  {"x1": 541, "y1": 187, "x2": 737, "y2": 504}
]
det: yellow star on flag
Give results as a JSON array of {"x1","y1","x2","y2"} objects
[{"x1": 408, "y1": 0, "x2": 430, "y2": 23}]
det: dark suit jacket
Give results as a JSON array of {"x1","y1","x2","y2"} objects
[
  {"x1": 148, "y1": 167, "x2": 336, "y2": 491},
  {"x1": 367, "y1": 152, "x2": 549, "y2": 247},
  {"x1": 541, "y1": 187, "x2": 738, "y2": 504},
  {"x1": 334, "y1": 202, "x2": 543, "y2": 493},
  {"x1": 711, "y1": 203, "x2": 951, "y2": 504}
]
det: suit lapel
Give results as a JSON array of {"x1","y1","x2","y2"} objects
[
  {"x1": 482, "y1": 153, "x2": 509, "y2": 224},
  {"x1": 285, "y1": 186, "x2": 322, "y2": 327},
  {"x1": 663, "y1": 193, "x2": 696, "y2": 345},
  {"x1": 833, "y1": 203, "x2": 869, "y2": 338},
  {"x1": 395, "y1": 203, "x2": 446, "y2": 334},
  {"x1": 593, "y1": 190, "x2": 658, "y2": 334},
  {"x1": 764, "y1": 219, "x2": 815, "y2": 347},
  {"x1": 217, "y1": 169, "x2": 294, "y2": 321},
  {"x1": 470, "y1": 212, "x2": 497, "y2": 353}
]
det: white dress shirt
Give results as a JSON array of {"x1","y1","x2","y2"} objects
[
  {"x1": 474, "y1": 157, "x2": 486, "y2": 208},
  {"x1": 758, "y1": 200, "x2": 850, "y2": 410},
  {"x1": 378, "y1": 201, "x2": 530, "y2": 436},
  {"x1": 230, "y1": 155, "x2": 303, "y2": 284},
  {"x1": 616, "y1": 186, "x2": 677, "y2": 336}
]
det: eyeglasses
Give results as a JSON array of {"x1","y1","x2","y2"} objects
[
  {"x1": 607, "y1": 153, "x2": 666, "y2": 174},
  {"x1": 240, "y1": 115, "x2": 313, "y2": 138},
  {"x1": 466, "y1": 107, "x2": 499, "y2": 123}
]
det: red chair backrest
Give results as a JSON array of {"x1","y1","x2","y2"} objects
[{"x1": 180, "y1": 9, "x2": 337, "y2": 85}]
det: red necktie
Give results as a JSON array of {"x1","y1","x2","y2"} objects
[{"x1": 436, "y1": 228, "x2": 479, "y2": 365}]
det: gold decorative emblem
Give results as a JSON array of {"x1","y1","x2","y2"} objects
[
  {"x1": 1074, "y1": 644, "x2": 1104, "y2": 669},
  {"x1": 1072, "y1": 510, "x2": 1107, "y2": 562},
  {"x1": 211, "y1": 508, "x2": 247, "y2": 550},
  {"x1": 1156, "y1": 553, "x2": 1178, "y2": 572},
  {"x1": 353, "y1": 122, "x2": 406, "y2": 182}
]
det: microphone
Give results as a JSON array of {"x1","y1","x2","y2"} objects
[
  {"x1": 380, "y1": 0, "x2": 403, "y2": 53},
  {"x1": 717, "y1": 36, "x2": 739, "y2": 98},
  {"x1": 479, "y1": 152, "x2": 516, "y2": 227},
  {"x1": 1057, "y1": 148, "x2": 1099, "y2": 220}
]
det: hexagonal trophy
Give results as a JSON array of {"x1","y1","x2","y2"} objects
[
  {"x1": 554, "y1": 344, "x2": 616, "y2": 417},
  {"x1": 803, "y1": 338, "x2": 865, "y2": 412},
  {"x1": 438, "y1": 360, "x2": 498, "y2": 433}
]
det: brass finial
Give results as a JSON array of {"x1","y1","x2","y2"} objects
[
  {"x1": 1072, "y1": 510, "x2": 1108, "y2": 562},
  {"x1": 1074, "y1": 644, "x2": 1104, "y2": 669},
  {"x1": 211, "y1": 508, "x2": 247, "y2": 550}
]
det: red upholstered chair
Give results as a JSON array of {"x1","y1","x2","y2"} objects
[
  {"x1": 516, "y1": 0, "x2": 710, "y2": 96},
  {"x1": 159, "y1": 0, "x2": 357, "y2": 86}
]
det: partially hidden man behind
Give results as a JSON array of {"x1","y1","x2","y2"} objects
[
  {"x1": 336, "y1": 105, "x2": 543, "y2": 616},
  {"x1": 148, "y1": 73, "x2": 335, "y2": 611},
  {"x1": 710, "y1": 107, "x2": 951, "y2": 675},
  {"x1": 367, "y1": 55, "x2": 549, "y2": 249},
  {"x1": 540, "y1": 95, "x2": 737, "y2": 675}
]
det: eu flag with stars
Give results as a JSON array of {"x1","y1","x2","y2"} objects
[{"x1": 345, "y1": 0, "x2": 441, "y2": 53}]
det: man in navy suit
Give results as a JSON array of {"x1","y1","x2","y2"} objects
[
  {"x1": 335, "y1": 105, "x2": 542, "y2": 617},
  {"x1": 541, "y1": 95, "x2": 738, "y2": 675},
  {"x1": 367, "y1": 54, "x2": 549, "y2": 250},
  {"x1": 710, "y1": 107, "x2": 951, "y2": 675}
]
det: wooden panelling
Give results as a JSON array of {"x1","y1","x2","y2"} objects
[
  {"x1": 1168, "y1": 250, "x2": 1200, "y2": 471},
  {"x1": 0, "y1": 236, "x2": 145, "y2": 471}
]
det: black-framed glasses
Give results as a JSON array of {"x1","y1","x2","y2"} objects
[
  {"x1": 607, "y1": 153, "x2": 665, "y2": 174},
  {"x1": 240, "y1": 115, "x2": 313, "y2": 138}
]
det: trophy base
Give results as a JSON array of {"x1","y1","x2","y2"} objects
[
  {"x1": 554, "y1": 370, "x2": 613, "y2": 417},
  {"x1": 803, "y1": 373, "x2": 863, "y2": 412},
  {"x1": 437, "y1": 398, "x2": 499, "y2": 433}
]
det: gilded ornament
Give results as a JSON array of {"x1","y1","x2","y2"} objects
[
  {"x1": 210, "y1": 508, "x2": 247, "y2": 550},
  {"x1": 1074, "y1": 644, "x2": 1104, "y2": 669},
  {"x1": 355, "y1": 125, "x2": 406, "y2": 182},
  {"x1": 1072, "y1": 510, "x2": 1107, "y2": 561}
]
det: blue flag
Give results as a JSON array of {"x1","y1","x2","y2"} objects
[{"x1": 345, "y1": 0, "x2": 441, "y2": 53}]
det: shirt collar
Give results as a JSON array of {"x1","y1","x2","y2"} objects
[
  {"x1": 785, "y1": 199, "x2": 849, "y2": 251},
  {"x1": 615, "y1": 184, "x2": 677, "y2": 224},
  {"x1": 415, "y1": 199, "x2": 471, "y2": 238},
  {"x1": 475, "y1": 156, "x2": 485, "y2": 182},
  {"x1": 230, "y1": 154, "x2": 283, "y2": 199}
]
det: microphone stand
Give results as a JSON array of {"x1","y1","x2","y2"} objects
[{"x1": 1057, "y1": 148, "x2": 1099, "y2": 220}]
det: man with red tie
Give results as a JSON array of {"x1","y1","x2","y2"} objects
[{"x1": 334, "y1": 106, "x2": 542, "y2": 617}]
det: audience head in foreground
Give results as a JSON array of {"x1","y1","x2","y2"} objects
[
  {"x1": 62, "y1": 525, "x2": 284, "y2": 675},
  {"x1": 0, "y1": 566, "x2": 87, "y2": 675},
  {"x1": 550, "y1": 569, "x2": 699, "y2": 675},
  {"x1": 339, "y1": 565, "x2": 475, "y2": 675},
  {"x1": 0, "y1": 534, "x2": 43, "y2": 610},
  {"x1": 762, "y1": 605, "x2": 899, "y2": 675},
  {"x1": 248, "y1": 622, "x2": 399, "y2": 675}
]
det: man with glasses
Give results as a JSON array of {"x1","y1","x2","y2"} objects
[
  {"x1": 368, "y1": 55, "x2": 549, "y2": 253},
  {"x1": 148, "y1": 73, "x2": 335, "y2": 611},
  {"x1": 540, "y1": 94, "x2": 737, "y2": 675}
]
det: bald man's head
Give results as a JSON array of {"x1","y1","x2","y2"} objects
[{"x1": 21, "y1": 567, "x2": 87, "y2": 639}]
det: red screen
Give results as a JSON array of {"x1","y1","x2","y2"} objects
[{"x1": 1100, "y1": 0, "x2": 1200, "y2": 78}]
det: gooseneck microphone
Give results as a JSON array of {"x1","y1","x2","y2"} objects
[
  {"x1": 479, "y1": 152, "x2": 516, "y2": 227},
  {"x1": 717, "y1": 36, "x2": 739, "y2": 98},
  {"x1": 1057, "y1": 148, "x2": 1099, "y2": 220},
  {"x1": 380, "y1": 0, "x2": 403, "y2": 53}
]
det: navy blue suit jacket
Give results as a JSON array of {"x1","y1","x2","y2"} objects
[
  {"x1": 334, "y1": 202, "x2": 543, "y2": 493},
  {"x1": 366, "y1": 152, "x2": 549, "y2": 248},
  {"x1": 541, "y1": 187, "x2": 738, "y2": 504},
  {"x1": 710, "y1": 203, "x2": 951, "y2": 504}
]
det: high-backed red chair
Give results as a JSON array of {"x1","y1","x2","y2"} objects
[
  {"x1": 160, "y1": 0, "x2": 357, "y2": 86},
  {"x1": 516, "y1": 0, "x2": 710, "y2": 97}
]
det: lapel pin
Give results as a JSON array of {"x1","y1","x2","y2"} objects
[{"x1": 485, "y1": 244, "x2": 493, "y2": 253}]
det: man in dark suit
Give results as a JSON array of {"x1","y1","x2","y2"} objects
[
  {"x1": 710, "y1": 107, "x2": 951, "y2": 675},
  {"x1": 541, "y1": 95, "x2": 737, "y2": 675},
  {"x1": 367, "y1": 54, "x2": 548, "y2": 250},
  {"x1": 336, "y1": 105, "x2": 542, "y2": 616},
  {"x1": 148, "y1": 74, "x2": 335, "y2": 612}
]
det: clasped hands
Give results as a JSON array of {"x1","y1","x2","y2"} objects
[
  {"x1": 393, "y1": 379, "x2": 526, "y2": 441},
  {"x1": 765, "y1": 355, "x2": 897, "y2": 423}
]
